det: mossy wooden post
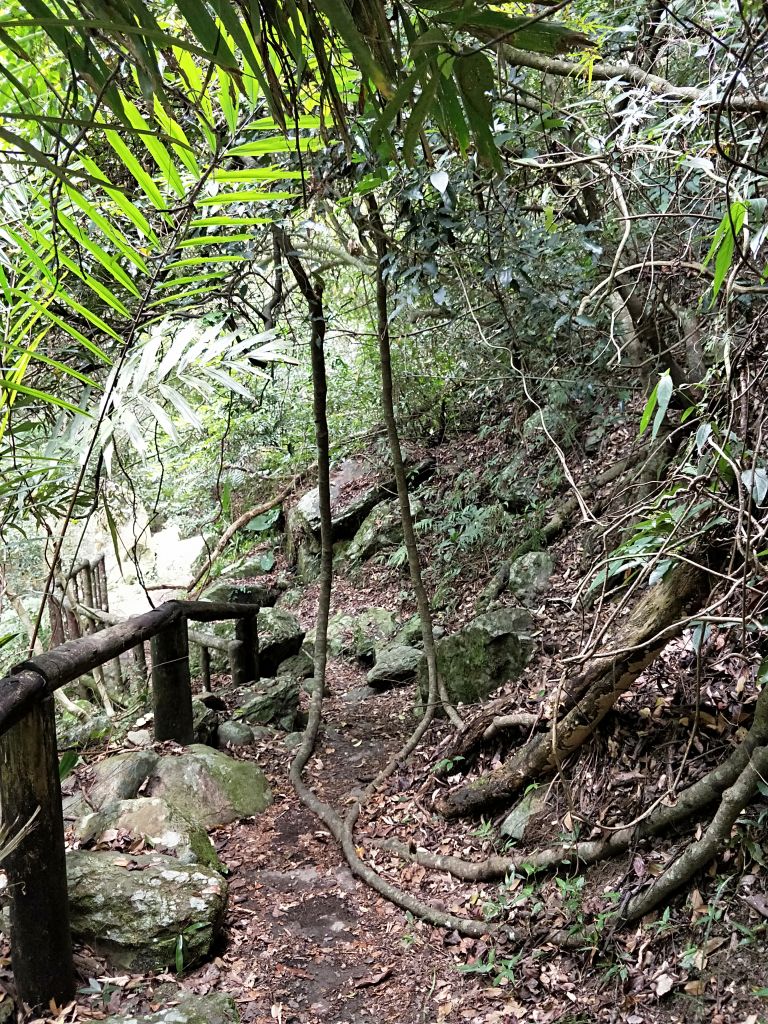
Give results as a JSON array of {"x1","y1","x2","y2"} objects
[
  {"x1": 151, "y1": 616, "x2": 193, "y2": 743},
  {"x1": 0, "y1": 686, "x2": 74, "y2": 1011},
  {"x1": 235, "y1": 613, "x2": 259, "y2": 684},
  {"x1": 200, "y1": 644, "x2": 211, "y2": 689},
  {"x1": 228, "y1": 639, "x2": 246, "y2": 688}
]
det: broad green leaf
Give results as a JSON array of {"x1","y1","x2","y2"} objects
[
  {"x1": 105, "y1": 129, "x2": 168, "y2": 212},
  {"x1": 175, "y1": 234, "x2": 253, "y2": 247},
  {"x1": 639, "y1": 380, "x2": 659, "y2": 435},
  {"x1": 189, "y1": 216, "x2": 272, "y2": 227},
  {"x1": 121, "y1": 97, "x2": 186, "y2": 197},
  {"x1": 55, "y1": 212, "x2": 141, "y2": 296},
  {"x1": 0, "y1": 377, "x2": 89, "y2": 414}
]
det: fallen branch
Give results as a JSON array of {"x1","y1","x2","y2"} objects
[
  {"x1": 493, "y1": 42, "x2": 768, "y2": 113},
  {"x1": 187, "y1": 471, "x2": 310, "y2": 595}
]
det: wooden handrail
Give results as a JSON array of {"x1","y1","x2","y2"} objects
[{"x1": 0, "y1": 596, "x2": 263, "y2": 1011}]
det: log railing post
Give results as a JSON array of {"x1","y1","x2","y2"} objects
[
  {"x1": 199, "y1": 644, "x2": 211, "y2": 690},
  {"x1": 0, "y1": 680, "x2": 74, "y2": 1012},
  {"x1": 151, "y1": 617, "x2": 193, "y2": 743},
  {"x1": 235, "y1": 613, "x2": 259, "y2": 685}
]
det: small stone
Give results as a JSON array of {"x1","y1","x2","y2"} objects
[
  {"x1": 283, "y1": 731, "x2": 304, "y2": 751},
  {"x1": 218, "y1": 720, "x2": 255, "y2": 747},
  {"x1": 500, "y1": 788, "x2": 549, "y2": 840},
  {"x1": 367, "y1": 644, "x2": 423, "y2": 688},
  {"x1": 342, "y1": 685, "x2": 377, "y2": 704},
  {"x1": 126, "y1": 729, "x2": 152, "y2": 746}
]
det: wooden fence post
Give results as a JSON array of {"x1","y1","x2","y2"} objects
[
  {"x1": 199, "y1": 644, "x2": 211, "y2": 690},
  {"x1": 234, "y1": 613, "x2": 259, "y2": 686},
  {"x1": 151, "y1": 618, "x2": 193, "y2": 743},
  {"x1": 0, "y1": 684, "x2": 74, "y2": 1011}
]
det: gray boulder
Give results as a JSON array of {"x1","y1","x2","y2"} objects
[
  {"x1": 394, "y1": 615, "x2": 423, "y2": 648},
  {"x1": 88, "y1": 750, "x2": 159, "y2": 810},
  {"x1": 417, "y1": 609, "x2": 533, "y2": 708},
  {"x1": 286, "y1": 459, "x2": 434, "y2": 575},
  {"x1": 507, "y1": 550, "x2": 554, "y2": 605},
  {"x1": 217, "y1": 720, "x2": 255, "y2": 747},
  {"x1": 367, "y1": 644, "x2": 422, "y2": 688},
  {"x1": 236, "y1": 677, "x2": 300, "y2": 731},
  {"x1": 344, "y1": 497, "x2": 422, "y2": 564},
  {"x1": 276, "y1": 650, "x2": 314, "y2": 679},
  {"x1": 105, "y1": 993, "x2": 238, "y2": 1024},
  {"x1": 67, "y1": 850, "x2": 227, "y2": 972},
  {"x1": 148, "y1": 745, "x2": 272, "y2": 828},
  {"x1": 75, "y1": 797, "x2": 222, "y2": 870},
  {"x1": 307, "y1": 607, "x2": 398, "y2": 660},
  {"x1": 258, "y1": 607, "x2": 305, "y2": 675}
]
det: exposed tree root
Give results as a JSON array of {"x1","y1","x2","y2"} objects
[
  {"x1": 374, "y1": 682, "x2": 768, "y2": 883},
  {"x1": 188, "y1": 470, "x2": 310, "y2": 594},
  {"x1": 626, "y1": 741, "x2": 768, "y2": 921},
  {"x1": 438, "y1": 559, "x2": 714, "y2": 818}
]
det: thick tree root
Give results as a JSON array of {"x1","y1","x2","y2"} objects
[
  {"x1": 626, "y1": 742, "x2": 768, "y2": 921},
  {"x1": 375, "y1": 684, "x2": 768, "y2": 880},
  {"x1": 438, "y1": 559, "x2": 711, "y2": 818}
]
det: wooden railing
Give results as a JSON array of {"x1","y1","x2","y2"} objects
[{"x1": 0, "y1": 598, "x2": 261, "y2": 1013}]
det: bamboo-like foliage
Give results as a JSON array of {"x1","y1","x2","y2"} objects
[{"x1": 0, "y1": 0, "x2": 589, "y2": 529}]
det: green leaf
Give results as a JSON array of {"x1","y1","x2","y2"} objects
[
  {"x1": 639, "y1": 380, "x2": 659, "y2": 435},
  {"x1": 58, "y1": 750, "x2": 79, "y2": 780},
  {"x1": 311, "y1": 0, "x2": 390, "y2": 94}
]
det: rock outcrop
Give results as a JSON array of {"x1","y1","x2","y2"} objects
[{"x1": 67, "y1": 851, "x2": 228, "y2": 972}]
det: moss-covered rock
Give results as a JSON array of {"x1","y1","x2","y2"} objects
[
  {"x1": 307, "y1": 607, "x2": 398, "y2": 660},
  {"x1": 417, "y1": 609, "x2": 533, "y2": 708},
  {"x1": 67, "y1": 850, "x2": 227, "y2": 973},
  {"x1": 75, "y1": 797, "x2": 224, "y2": 871},
  {"x1": 344, "y1": 497, "x2": 423, "y2": 564},
  {"x1": 105, "y1": 993, "x2": 239, "y2": 1024},
  {"x1": 88, "y1": 750, "x2": 159, "y2": 810},
  {"x1": 148, "y1": 745, "x2": 272, "y2": 827},
  {"x1": 258, "y1": 607, "x2": 305, "y2": 675},
  {"x1": 276, "y1": 649, "x2": 314, "y2": 679},
  {"x1": 367, "y1": 644, "x2": 422, "y2": 688},
  {"x1": 507, "y1": 550, "x2": 554, "y2": 605},
  {"x1": 235, "y1": 677, "x2": 300, "y2": 731}
]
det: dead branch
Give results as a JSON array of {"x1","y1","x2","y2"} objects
[{"x1": 187, "y1": 471, "x2": 310, "y2": 595}]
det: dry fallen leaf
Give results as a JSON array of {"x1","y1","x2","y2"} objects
[
  {"x1": 353, "y1": 964, "x2": 394, "y2": 988},
  {"x1": 654, "y1": 972, "x2": 675, "y2": 997}
]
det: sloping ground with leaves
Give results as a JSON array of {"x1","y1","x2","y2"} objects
[{"x1": 5, "y1": 407, "x2": 768, "y2": 1024}]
